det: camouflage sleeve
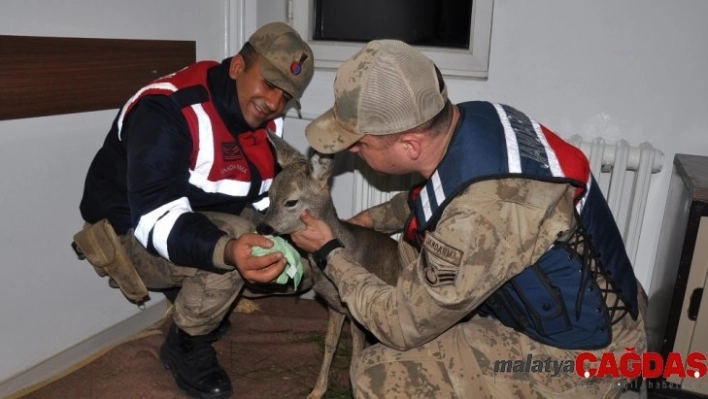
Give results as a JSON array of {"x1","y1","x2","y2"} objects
[
  {"x1": 366, "y1": 191, "x2": 410, "y2": 233},
  {"x1": 325, "y1": 179, "x2": 576, "y2": 350}
]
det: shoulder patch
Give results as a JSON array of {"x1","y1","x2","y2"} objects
[
  {"x1": 424, "y1": 234, "x2": 463, "y2": 265},
  {"x1": 422, "y1": 234, "x2": 463, "y2": 287}
]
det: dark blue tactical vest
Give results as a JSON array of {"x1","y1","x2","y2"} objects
[{"x1": 406, "y1": 101, "x2": 639, "y2": 349}]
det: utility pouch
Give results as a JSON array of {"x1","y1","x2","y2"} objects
[{"x1": 72, "y1": 219, "x2": 150, "y2": 308}]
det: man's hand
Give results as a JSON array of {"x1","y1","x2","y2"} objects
[
  {"x1": 291, "y1": 211, "x2": 335, "y2": 253},
  {"x1": 224, "y1": 233, "x2": 286, "y2": 283}
]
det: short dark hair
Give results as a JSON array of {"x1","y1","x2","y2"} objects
[
  {"x1": 406, "y1": 100, "x2": 454, "y2": 136},
  {"x1": 239, "y1": 42, "x2": 258, "y2": 70},
  {"x1": 377, "y1": 100, "x2": 454, "y2": 147}
]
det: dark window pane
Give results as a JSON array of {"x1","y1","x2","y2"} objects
[{"x1": 313, "y1": 0, "x2": 472, "y2": 49}]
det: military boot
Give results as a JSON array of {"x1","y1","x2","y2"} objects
[{"x1": 160, "y1": 323, "x2": 232, "y2": 399}]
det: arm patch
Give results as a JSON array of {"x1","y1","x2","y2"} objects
[{"x1": 422, "y1": 234, "x2": 463, "y2": 286}]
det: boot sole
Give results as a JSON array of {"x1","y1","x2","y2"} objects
[{"x1": 160, "y1": 347, "x2": 232, "y2": 399}]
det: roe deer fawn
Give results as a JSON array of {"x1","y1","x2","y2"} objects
[{"x1": 258, "y1": 133, "x2": 399, "y2": 399}]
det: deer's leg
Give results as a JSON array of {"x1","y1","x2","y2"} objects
[
  {"x1": 350, "y1": 321, "x2": 367, "y2": 361},
  {"x1": 308, "y1": 308, "x2": 346, "y2": 399}
]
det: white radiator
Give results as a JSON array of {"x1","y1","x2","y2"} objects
[
  {"x1": 352, "y1": 135, "x2": 664, "y2": 265},
  {"x1": 567, "y1": 135, "x2": 663, "y2": 264}
]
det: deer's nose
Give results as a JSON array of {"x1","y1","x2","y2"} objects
[{"x1": 256, "y1": 223, "x2": 275, "y2": 236}]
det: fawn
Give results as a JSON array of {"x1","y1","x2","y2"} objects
[{"x1": 258, "y1": 132, "x2": 399, "y2": 399}]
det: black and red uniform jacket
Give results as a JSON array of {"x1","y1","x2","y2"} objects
[{"x1": 80, "y1": 58, "x2": 281, "y2": 272}]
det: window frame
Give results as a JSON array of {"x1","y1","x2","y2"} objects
[{"x1": 289, "y1": 0, "x2": 494, "y2": 79}]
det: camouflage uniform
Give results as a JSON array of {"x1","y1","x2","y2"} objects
[
  {"x1": 325, "y1": 179, "x2": 647, "y2": 398},
  {"x1": 120, "y1": 211, "x2": 312, "y2": 336}
]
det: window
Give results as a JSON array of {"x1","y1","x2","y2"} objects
[
  {"x1": 290, "y1": 0, "x2": 493, "y2": 79},
  {"x1": 313, "y1": 0, "x2": 472, "y2": 49}
]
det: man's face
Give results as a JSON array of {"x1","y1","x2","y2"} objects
[
  {"x1": 348, "y1": 135, "x2": 410, "y2": 174},
  {"x1": 230, "y1": 55, "x2": 292, "y2": 129}
]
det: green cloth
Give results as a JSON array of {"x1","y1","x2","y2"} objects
[{"x1": 250, "y1": 236, "x2": 304, "y2": 290}]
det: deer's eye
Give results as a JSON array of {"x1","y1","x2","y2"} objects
[{"x1": 284, "y1": 200, "x2": 299, "y2": 207}]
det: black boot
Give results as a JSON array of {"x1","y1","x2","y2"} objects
[{"x1": 160, "y1": 324, "x2": 232, "y2": 399}]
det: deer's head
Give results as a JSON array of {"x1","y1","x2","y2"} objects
[{"x1": 257, "y1": 132, "x2": 335, "y2": 236}]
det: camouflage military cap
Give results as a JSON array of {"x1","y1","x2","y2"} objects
[
  {"x1": 306, "y1": 40, "x2": 447, "y2": 154},
  {"x1": 248, "y1": 22, "x2": 314, "y2": 107}
]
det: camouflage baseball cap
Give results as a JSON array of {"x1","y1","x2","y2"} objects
[
  {"x1": 306, "y1": 40, "x2": 447, "y2": 154},
  {"x1": 248, "y1": 22, "x2": 314, "y2": 107}
]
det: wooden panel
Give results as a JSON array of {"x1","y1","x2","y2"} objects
[
  {"x1": 0, "y1": 35, "x2": 196, "y2": 121},
  {"x1": 676, "y1": 153, "x2": 708, "y2": 202}
]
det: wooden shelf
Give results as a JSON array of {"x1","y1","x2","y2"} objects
[{"x1": 0, "y1": 35, "x2": 195, "y2": 120}]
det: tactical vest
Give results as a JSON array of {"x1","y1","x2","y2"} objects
[
  {"x1": 405, "y1": 101, "x2": 639, "y2": 349},
  {"x1": 117, "y1": 61, "x2": 278, "y2": 211}
]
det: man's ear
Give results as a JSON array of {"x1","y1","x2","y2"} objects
[
  {"x1": 400, "y1": 133, "x2": 422, "y2": 161},
  {"x1": 229, "y1": 55, "x2": 246, "y2": 80}
]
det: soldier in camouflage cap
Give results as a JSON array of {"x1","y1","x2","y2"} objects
[
  {"x1": 77, "y1": 22, "x2": 314, "y2": 399},
  {"x1": 293, "y1": 40, "x2": 647, "y2": 398},
  {"x1": 247, "y1": 21, "x2": 314, "y2": 109}
]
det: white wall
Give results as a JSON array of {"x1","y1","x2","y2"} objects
[
  {"x1": 1, "y1": 0, "x2": 707, "y2": 392},
  {"x1": 0, "y1": 0, "x2": 228, "y2": 386}
]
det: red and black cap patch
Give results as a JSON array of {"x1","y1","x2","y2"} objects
[{"x1": 290, "y1": 53, "x2": 309, "y2": 76}]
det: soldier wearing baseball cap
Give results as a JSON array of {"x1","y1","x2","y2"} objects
[
  {"x1": 77, "y1": 22, "x2": 315, "y2": 399},
  {"x1": 293, "y1": 39, "x2": 647, "y2": 398},
  {"x1": 306, "y1": 39, "x2": 446, "y2": 153}
]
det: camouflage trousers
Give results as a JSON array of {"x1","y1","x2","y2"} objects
[
  {"x1": 119, "y1": 211, "x2": 312, "y2": 336},
  {"x1": 350, "y1": 243, "x2": 648, "y2": 399}
]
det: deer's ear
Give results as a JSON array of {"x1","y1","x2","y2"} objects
[
  {"x1": 310, "y1": 152, "x2": 334, "y2": 184},
  {"x1": 267, "y1": 131, "x2": 306, "y2": 167}
]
